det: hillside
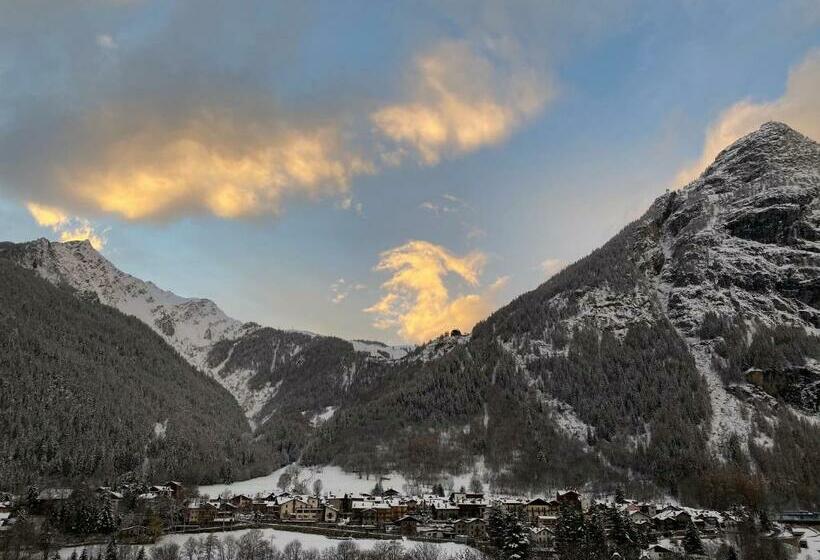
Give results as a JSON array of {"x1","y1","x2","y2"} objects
[
  {"x1": 302, "y1": 122, "x2": 820, "y2": 507},
  {"x1": 0, "y1": 258, "x2": 269, "y2": 488}
]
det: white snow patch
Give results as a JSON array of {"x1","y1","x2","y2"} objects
[{"x1": 310, "y1": 406, "x2": 337, "y2": 427}]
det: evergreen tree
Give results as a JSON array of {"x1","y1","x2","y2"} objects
[
  {"x1": 682, "y1": 521, "x2": 705, "y2": 556},
  {"x1": 487, "y1": 508, "x2": 530, "y2": 560},
  {"x1": 555, "y1": 504, "x2": 584, "y2": 560},
  {"x1": 80, "y1": 549, "x2": 89, "y2": 560},
  {"x1": 70, "y1": 552, "x2": 79, "y2": 560},
  {"x1": 136, "y1": 549, "x2": 147, "y2": 560},
  {"x1": 614, "y1": 487, "x2": 625, "y2": 504},
  {"x1": 104, "y1": 540, "x2": 118, "y2": 560},
  {"x1": 724, "y1": 547, "x2": 738, "y2": 560},
  {"x1": 582, "y1": 510, "x2": 609, "y2": 560}
]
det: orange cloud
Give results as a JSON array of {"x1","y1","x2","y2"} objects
[
  {"x1": 26, "y1": 202, "x2": 106, "y2": 249},
  {"x1": 60, "y1": 115, "x2": 373, "y2": 221},
  {"x1": 676, "y1": 48, "x2": 820, "y2": 185},
  {"x1": 372, "y1": 40, "x2": 551, "y2": 165},
  {"x1": 365, "y1": 240, "x2": 507, "y2": 343}
]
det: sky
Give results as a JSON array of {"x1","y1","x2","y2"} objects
[{"x1": 1, "y1": 0, "x2": 819, "y2": 344}]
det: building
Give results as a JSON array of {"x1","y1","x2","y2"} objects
[
  {"x1": 454, "y1": 518, "x2": 487, "y2": 540},
  {"x1": 530, "y1": 527, "x2": 555, "y2": 548},
  {"x1": 526, "y1": 498, "x2": 552, "y2": 524}
]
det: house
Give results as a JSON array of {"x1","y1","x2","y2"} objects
[
  {"x1": 183, "y1": 501, "x2": 217, "y2": 525},
  {"x1": 323, "y1": 505, "x2": 339, "y2": 524},
  {"x1": 278, "y1": 498, "x2": 309, "y2": 520},
  {"x1": 526, "y1": 498, "x2": 552, "y2": 524},
  {"x1": 149, "y1": 485, "x2": 173, "y2": 497},
  {"x1": 417, "y1": 522, "x2": 455, "y2": 539},
  {"x1": 382, "y1": 489, "x2": 401, "y2": 498},
  {"x1": 229, "y1": 494, "x2": 253, "y2": 510},
  {"x1": 535, "y1": 515, "x2": 559, "y2": 528},
  {"x1": 499, "y1": 499, "x2": 527, "y2": 516},
  {"x1": 166, "y1": 481, "x2": 183, "y2": 498},
  {"x1": 530, "y1": 527, "x2": 554, "y2": 548},
  {"x1": 395, "y1": 515, "x2": 423, "y2": 536},
  {"x1": 653, "y1": 507, "x2": 691, "y2": 532},
  {"x1": 454, "y1": 518, "x2": 487, "y2": 540},
  {"x1": 457, "y1": 498, "x2": 487, "y2": 519},
  {"x1": 432, "y1": 501, "x2": 460, "y2": 520}
]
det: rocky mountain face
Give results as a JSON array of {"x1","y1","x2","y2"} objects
[
  {"x1": 302, "y1": 122, "x2": 820, "y2": 506},
  {"x1": 4, "y1": 122, "x2": 818, "y2": 507}
]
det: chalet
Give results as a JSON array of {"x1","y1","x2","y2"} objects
[
  {"x1": 450, "y1": 492, "x2": 484, "y2": 504},
  {"x1": 526, "y1": 498, "x2": 552, "y2": 524},
  {"x1": 149, "y1": 485, "x2": 173, "y2": 497},
  {"x1": 653, "y1": 507, "x2": 691, "y2": 531},
  {"x1": 166, "y1": 481, "x2": 183, "y2": 498},
  {"x1": 454, "y1": 518, "x2": 487, "y2": 540},
  {"x1": 279, "y1": 498, "x2": 309, "y2": 520},
  {"x1": 183, "y1": 501, "x2": 217, "y2": 525},
  {"x1": 351, "y1": 502, "x2": 392, "y2": 526},
  {"x1": 395, "y1": 515, "x2": 423, "y2": 536},
  {"x1": 535, "y1": 515, "x2": 559, "y2": 528},
  {"x1": 628, "y1": 511, "x2": 653, "y2": 526},
  {"x1": 556, "y1": 491, "x2": 581, "y2": 510},
  {"x1": 229, "y1": 494, "x2": 253, "y2": 510},
  {"x1": 530, "y1": 527, "x2": 554, "y2": 548},
  {"x1": 457, "y1": 498, "x2": 487, "y2": 519},
  {"x1": 431, "y1": 501, "x2": 460, "y2": 520},
  {"x1": 323, "y1": 505, "x2": 339, "y2": 523},
  {"x1": 499, "y1": 499, "x2": 526, "y2": 516},
  {"x1": 382, "y1": 489, "x2": 401, "y2": 498},
  {"x1": 646, "y1": 544, "x2": 678, "y2": 559},
  {"x1": 417, "y1": 522, "x2": 455, "y2": 539}
]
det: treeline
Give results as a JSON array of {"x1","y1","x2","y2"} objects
[{"x1": 0, "y1": 259, "x2": 271, "y2": 489}]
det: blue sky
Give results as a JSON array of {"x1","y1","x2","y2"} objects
[{"x1": 1, "y1": 0, "x2": 818, "y2": 343}]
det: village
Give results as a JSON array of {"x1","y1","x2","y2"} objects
[{"x1": 3, "y1": 480, "x2": 818, "y2": 559}]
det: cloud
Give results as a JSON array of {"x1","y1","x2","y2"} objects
[
  {"x1": 372, "y1": 40, "x2": 551, "y2": 165},
  {"x1": 26, "y1": 202, "x2": 106, "y2": 250},
  {"x1": 0, "y1": 3, "x2": 571, "y2": 224},
  {"x1": 59, "y1": 114, "x2": 372, "y2": 221},
  {"x1": 676, "y1": 49, "x2": 820, "y2": 185},
  {"x1": 419, "y1": 193, "x2": 468, "y2": 214},
  {"x1": 365, "y1": 240, "x2": 506, "y2": 343},
  {"x1": 540, "y1": 258, "x2": 567, "y2": 278},
  {"x1": 330, "y1": 278, "x2": 365, "y2": 304},
  {"x1": 96, "y1": 34, "x2": 117, "y2": 50}
]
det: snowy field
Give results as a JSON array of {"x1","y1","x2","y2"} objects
[
  {"x1": 59, "y1": 528, "x2": 473, "y2": 559},
  {"x1": 198, "y1": 465, "x2": 484, "y2": 499},
  {"x1": 797, "y1": 527, "x2": 820, "y2": 560}
]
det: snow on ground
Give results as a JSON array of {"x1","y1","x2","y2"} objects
[
  {"x1": 60, "y1": 528, "x2": 473, "y2": 559},
  {"x1": 687, "y1": 340, "x2": 753, "y2": 454},
  {"x1": 796, "y1": 527, "x2": 820, "y2": 560},
  {"x1": 199, "y1": 465, "x2": 411, "y2": 498},
  {"x1": 310, "y1": 406, "x2": 337, "y2": 427},
  {"x1": 350, "y1": 340, "x2": 410, "y2": 360},
  {"x1": 199, "y1": 462, "x2": 492, "y2": 500}
]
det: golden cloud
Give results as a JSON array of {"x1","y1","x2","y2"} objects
[
  {"x1": 26, "y1": 202, "x2": 106, "y2": 250},
  {"x1": 371, "y1": 40, "x2": 551, "y2": 165},
  {"x1": 59, "y1": 114, "x2": 373, "y2": 221},
  {"x1": 365, "y1": 240, "x2": 507, "y2": 343},
  {"x1": 676, "y1": 49, "x2": 820, "y2": 185}
]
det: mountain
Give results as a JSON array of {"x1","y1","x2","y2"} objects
[
  {"x1": 0, "y1": 257, "x2": 269, "y2": 488},
  {"x1": 301, "y1": 122, "x2": 820, "y2": 507},
  {"x1": 4, "y1": 122, "x2": 818, "y2": 508},
  {"x1": 1, "y1": 238, "x2": 409, "y2": 429}
]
